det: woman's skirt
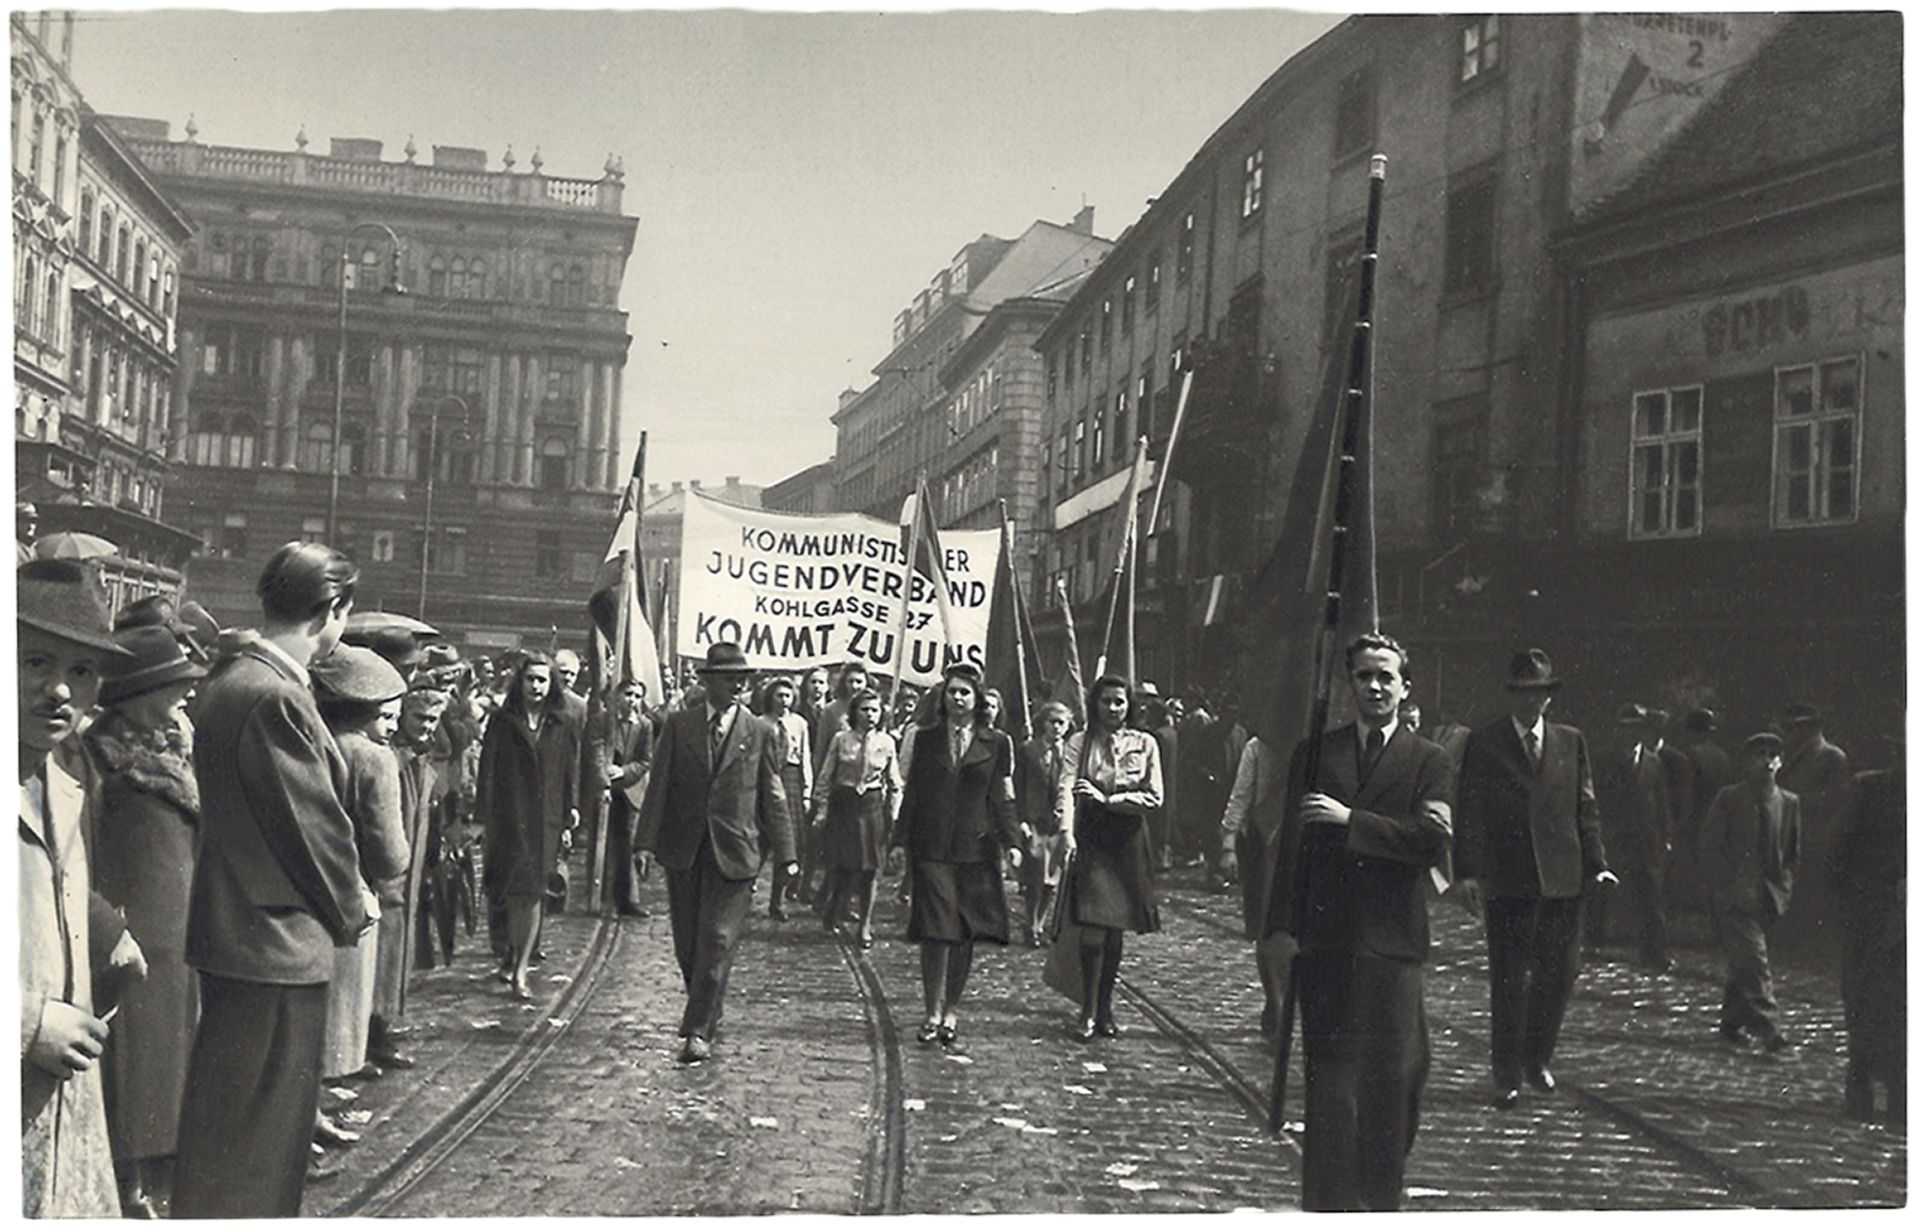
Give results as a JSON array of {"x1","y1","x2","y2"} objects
[
  {"x1": 908, "y1": 860, "x2": 1010, "y2": 945},
  {"x1": 823, "y1": 786, "x2": 889, "y2": 872},
  {"x1": 778, "y1": 762, "x2": 809, "y2": 830},
  {"x1": 1068, "y1": 803, "x2": 1160, "y2": 934},
  {"x1": 321, "y1": 923, "x2": 379, "y2": 1078}
]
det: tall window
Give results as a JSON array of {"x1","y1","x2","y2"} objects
[
  {"x1": 1114, "y1": 386, "x2": 1131, "y2": 452},
  {"x1": 1241, "y1": 148, "x2": 1265, "y2": 219},
  {"x1": 51, "y1": 133, "x2": 65, "y2": 207},
  {"x1": 41, "y1": 271, "x2": 59, "y2": 347},
  {"x1": 1459, "y1": 15, "x2": 1503, "y2": 85},
  {"x1": 1091, "y1": 401, "x2": 1106, "y2": 470},
  {"x1": 18, "y1": 254, "x2": 38, "y2": 335},
  {"x1": 116, "y1": 226, "x2": 131, "y2": 285},
  {"x1": 1628, "y1": 387, "x2": 1702, "y2": 539},
  {"x1": 1099, "y1": 297, "x2": 1113, "y2": 355},
  {"x1": 547, "y1": 353, "x2": 579, "y2": 402},
  {"x1": 1176, "y1": 212, "x2": 1195, "y2": 285},
  {"x1": 1444, "y1": 177, "x2": 1497, "y2": 295},
  {"x1": 540, "y1": 438, "x2": 570, "y2": 490},
  {"x1": 304, "y1": 421, "x2": 333, "y2": 473},
  {"x1": 1333, "y1": 69, "x2": 1377, "y2": 159},
  {"x1": 224, "y1": 414, "x2": 258, "y2": 469},
  {"x1": 1432, "y1": 396, "x2": 1490, "y2": 539},
  {"x1": 97, "y1": 208, "x2": 113, "y2": 266},
  {"x1": 428, "y1": 255, "x2": 448, "y2": 297},
  {"x1": 162, "y1": 270, "x2": 175, "y2": 318},
  {"x1": 77, "y1": 190, "x2": 93, "y2": 254},
  {"x1": 1137, "y1": 373, "x2": 1155, "y2": 442},
  {"x1": 1121, "y1": 274, "x2": 1137, "y2": 335},
  {"x1": 1072, "y1": 419, "x2": 1086, "y2": 483},
  {"x1": 535, "y1": 530, "x2": 563, "y2": 577},
  {"x1": 1145, "y1": 257, "x2": 1161, "y2": 314},
  {"x1": 29, "y1": 112, "x2": 44, "y2": 182},
  {"x1": 133, "y1": 240, "x2": 146, "y2": 295},
  {"x1": 1774, "y1": 356, "x2": 1861, "y2": 527},
  {"x1": 1079, "y1": 327, "x2": 1092, "y2": 377}
]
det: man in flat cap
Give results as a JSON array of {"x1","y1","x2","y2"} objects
[
  {"x1": 1699, "y1": 733, "x2": 1801, "y2": 1053},
  {"x1": 1454, "y1": 649, "x2": 1614, "y2": 1109}
]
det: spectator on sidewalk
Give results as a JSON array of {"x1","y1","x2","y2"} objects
[
  {"x1": 1830, "y1": 740, "x2": 1904, "y2": 1122},
  {"x1": 1700, "y1": 732, "x2": 1801, "y2": 1053},
  {"x1": 85, "y1": 625, "x2": 205, "y2": 1216},
  {"x1": 173, "y1": 543, "x2": 375, "y2": 1217},
  {"x1": 376, "y1": 678, "x2": 452, "y2": 1061},
  {"x1": 638, "y1": 641, "x2": 796, "y2": 1065},
  {"x1": 20, "y1": 560, "x2": 145, "y2": 1217}
]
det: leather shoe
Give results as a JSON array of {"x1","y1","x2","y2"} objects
[
  {"x1": 1525, "y1": 1065, "x2": 1556, "y2": 1093},
  {"x1": 314, "y1": 1115, "x2": 360, "y2": 1148},
  {"x1": 679, "y1": 1035, "x2": 711, "y2": 1065},
  {"x1": 1095, "y1": 1017, "x2": 1121, "y2": 1038},
  {"x1": 1493, "y1": 1087, "x2": 1521, "y2": 1110},
  {"x1": 1072, "y1": 1017, "x2": 1096, "y2": 1043},
  {"x1": 371, "y1": 1048, "x2": 416, "y2": 1070},
  {"x1": 307, "y1": 1160, "x2": 343, "y2": 1184},
  {"x1": 916, "y1": 1021, "x2": 941, "y2": 1045},
  {"x1": 617, "y1": 904, "x2": 650, "y2": 918}
]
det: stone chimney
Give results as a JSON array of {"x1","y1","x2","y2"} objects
[
  {"x1": 1070, "y1": 204, "x2": 1095, "y2": 235},
  {"x1": 671, "y1": 481, "x2": 683, "y2": 493},
  {"x1": 330, "y1": 137, "x2": 384, "y2": 162},
  {"x1": 724, "y1": 475, "x2": 740, "y2": 488},
  {"x1": 690, "y1": 480, "x2": 703, "y2": 490},
  {"x1": 433, "y1": 145, "x2": 488, "y2": 171}
]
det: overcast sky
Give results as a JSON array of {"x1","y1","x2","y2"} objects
[{"x1": 71, "y1": 6, "x2": 1345, "y2": 490}]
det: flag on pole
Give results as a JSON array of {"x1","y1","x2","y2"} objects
[
  {"x1": 1051, "y1": 575, "x2": 1088, "y2": 728},
  {"x1": 897, "y1": 473, "x2": 957, "y2": 648},
  {"x1": 587, "y1": 437, "x2": 664, "y2": 700},
  {"x1": 1146, "y1": 366, "x2": 1195, "y2": 536},
  {"x1": 984, "y1": 503, "x2": 1041, "y2": 742},
  {"x1": 1094, "y1": 438, "x2": 1151, "y2": 679}
]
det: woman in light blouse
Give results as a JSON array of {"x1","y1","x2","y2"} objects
[
  {"x1": 1061, "y1": 674, "x2": 1165, "y2": 1041},
  {"x1": 812, "y1": 689, "x2": 900, "y2": 948},
  {"x1": 760, "y1": 676, "x2": 813, "y2": 922}
]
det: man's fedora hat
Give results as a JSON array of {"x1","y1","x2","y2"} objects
[
  {"x1": 699, "y1": 641, "x2": 754, "y2": 674},
  {"x1": 1743, "y1": 731, "x2": 1785, "y2": 758},
  {"x1": 17, "y1": 560, "x2": 130, "y2": 657},
  {"x1": 1682, "y1": 707, "x2": 1719, "y2": 734},
  {"x1": 1781, "y1": 702, "x2": 1823, "y2": 728},
  {"x1": 1504, "y1": 648, "x2": 1560, "y2": 691},
  {"x1": 1616, "y1": 703, "x2": 1652, "y2": 726},
  {"x1": 310, "y1": 644, "x2": 409, "y2": 705},
  {"x1": 100, "y1": 625, "x2": 207, "y2": 706}
]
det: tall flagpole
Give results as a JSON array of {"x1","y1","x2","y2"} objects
[
  {"x1": 998, "y1": 499, "x2": 1034, "y2": 742},
  {"x1": 1272, "y1": 152, "x2": 1389, "y2": 1134},
  {"x1": 1146, "y1": 367, "x2": 1195, "y2": 535},
  {"x1": 888, "y1": 473, "x2": 927, "y2": 709}
]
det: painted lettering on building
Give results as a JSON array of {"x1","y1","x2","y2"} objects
[{"x1": 1702, "y1": 286, "x2": 1811, "y2": 357}]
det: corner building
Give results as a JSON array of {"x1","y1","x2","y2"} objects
[
  {"x1": 1029, "y1": 13, "x2": 1810, "y2": 716},
  {"x1": 109, "y1": 119, "x2": 637, "y2": 649}
]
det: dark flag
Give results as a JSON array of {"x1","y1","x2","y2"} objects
[
  {"x1": 1050, "y1": 575, "x2": 1088, "y2": 727},
  {"x1": 587, "y1": 436, "x2": 664, "y2": 699},
  {"x1": 985, "y1": 502, "x2": 1043, "y2": 741}
]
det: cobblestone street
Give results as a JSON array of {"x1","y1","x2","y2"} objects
[{"x1": 300, "y1": 860, "x2": 1903, "y2": 1215}]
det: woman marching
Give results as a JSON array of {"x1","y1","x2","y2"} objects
[
  {"x1": 812, "y1": 688, "x2": 902, "y2": 948},
  {"x1": 85, "y1": 626, "x2": 206, "y2": 1216},
  {"x1": 310, "y1": 646, "x2": 411, "y2": 1145},
  {"x1": 474, "y1": 652, "x2": 581, "y2": 999},
  {"x1": 760, "y1": 676, "x2": 812, "y2": 922},
  {"x1": 1061, "y1": 674, "x2": 1165, "y2": 1041},
  {"x1": 889, "y1": 663, "x2": 1021, "y2": 1049}
]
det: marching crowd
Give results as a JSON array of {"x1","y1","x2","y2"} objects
[{"x1": 18, "y1": 541, "x2": 1905, "y2": 1217}]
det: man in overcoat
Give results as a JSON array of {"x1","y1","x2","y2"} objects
[
  {"x1": 19, "y1": 560, "x2": 145, "y2": 1217},
  {"x1": 600, "y1": 679, "x2": 656, "y2": 916},
  {"x1": 1594, "y1": 704, "x2": 1675, "y2": 972},
  {"x1": 1267, "y1": 633, "x2": 1453, "y2": 1212},
  {"x1": 1700, "y1": 732, "x2": 1802, "y2": 1052},
  {"x1": 172, "y1": 542, "x2": 376, "y2": 1217},
  {"x1": 638, "y1": 641, "x2": 796, "y2": 1064},
  {"x1": 1453, "y1": 648, "x2": 1615, "y2": 1109}
]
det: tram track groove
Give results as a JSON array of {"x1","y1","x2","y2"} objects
[
  {"x1": 1149, "y1": 891, "x2": 1770, "y2": 1202},
  {"x1": 326, "y1": 916, "x2": 621, "y2": 1217},
  {"x1": 835, "y1": 931, "x2": 909, "y2": 1215}
]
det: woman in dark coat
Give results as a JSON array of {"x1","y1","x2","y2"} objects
[
  {"x1": 889, "y1": 663, "x2": 1021, "y2": 1050},
  {"x1": 1061, "y1": 674, "x2": 1165, "y2": 1041},
  {"x1": 84, "y1": 625, "x2": 205, "y2": 1216},
  {"x1": 475, "y1": 653, "x2": 580, "y2": 999}
]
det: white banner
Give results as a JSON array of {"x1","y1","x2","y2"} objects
[{"x1": 676, "y1": 493, "x2": 999, "y2": 686}]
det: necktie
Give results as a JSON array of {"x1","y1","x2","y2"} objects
[
  {"x1": 1362, "y1": 728, "x2": 1385, "y2": 779},
  {"x1": 710, "y1": 709, "x2": 726, "y2": 761},
  {"x1": 1525, "y1": 728, "x2": 1540, "y2": 769}
]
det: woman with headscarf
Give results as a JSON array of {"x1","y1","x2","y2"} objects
[
  {"x1": 85, "y1": 625, "x2": 205, "y2": 1216},
  {"x1": 889, "y1": 663, "x2": 1021, "y2": 1050},
  {"x1": 474, "y1": 652, "x2": 581, "y2": 999},
  {"x1": 1061, "y1": 674, "x2": 1165, "y2": 1041},
  {"x1": 309, "y1": 645, "x2": 410, "y2": 1145},
  {"x1": 813, "y1": 688, "x2": 902, "y2": 948}
]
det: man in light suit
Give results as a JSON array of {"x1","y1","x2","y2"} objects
[
  {"x1": 1267, "y1": 633, "x2": 1454, "y2": 1212},
  {"x1": 173, "y1": 542, "x2": 376, "y2": 1217},
  {"x1": 1454, "y1": 648, "x2": 1616, "y2": 1110},
  {"x1": 638, "y1": 641, "x2": 796, "y2": 1064}
]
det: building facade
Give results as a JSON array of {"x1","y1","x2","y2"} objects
[
  {"x1": 761, "y1": 459, "x2": 836, "y2": 515},
  {"x1": 14, "y1": 13, "x2": 200, "y2": 614},
  {"x1": 108, "y1": 118, "x2": 638, "y2": 649},
  {"x1": 1029, "y1": 12, "x2": 1797, "y2": 719},
  {"x1": 831, "y1": 211, "x2": 1111, "y2": 523}
]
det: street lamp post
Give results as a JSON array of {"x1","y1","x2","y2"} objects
[
  {"x1": 325, "y1": 222, "x2": 406, "y2": 545},
  {"x1": 417, "y1": 394, "x2": 469, "y2": 621}
]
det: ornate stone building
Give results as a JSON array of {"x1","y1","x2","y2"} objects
[
  {"x1": 109, "y1": 118, "x2": 639, "y2": 648},
  {"x1": 13, "y1": 13, "x2": 199, "y2": 614}
]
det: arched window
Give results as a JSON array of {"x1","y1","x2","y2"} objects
[
  {"x1": 449, "y1": 256, "x2": 465, "y2": 299},
  {"x1": 540, "y1": 437, "x2": 569, "y2": 491},
  {"x1": 147, "y1": 252, "x2": 160, "y2": 305},
  {"x1": 162, "y1": 269, "x2": 175, "y2": 318},
  {"x1": 467, "y1": 257, "x2": 487, "y2": 300},
  {"x1": 225, "y1": 413, "x2": 257, "y2": 469},
  {"x1": 428, "y1": 254, "x2": 447, "y2": 297},
  {"x1": 77, "y1": 189, "x2": 93, "y2": 255},
  {"x1": 304, "y1": 420, "x2": 333, "y2": 474},
  {"x1": 358, "y1": 247, "x2": 379, "y2": 292}
]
